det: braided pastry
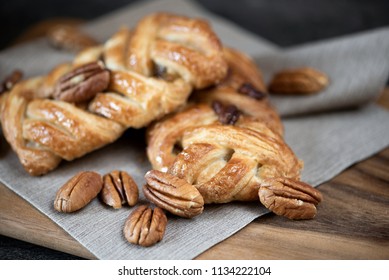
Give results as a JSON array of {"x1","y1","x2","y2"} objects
[
  {"x1": 0, "y1": 13, "x2": 227, "y2": 176},
  {"x1": 146, "y1": 48, "x2": 322, "y2": 218},
  {"x1": 147, "y1": 47, "x2": 286, "y2": 173}
]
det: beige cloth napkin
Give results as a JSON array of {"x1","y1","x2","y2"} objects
[{"x1": 1, "y1": 0, "x2": 389, "y2": 260}]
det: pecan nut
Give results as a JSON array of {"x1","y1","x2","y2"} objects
[
  {"x1": 268, "y1": 67, "x2": 329, "y2": 95},
  {"x1": 238, "y1": 82, "x2": 266, "y2": 100},
  {"x1": 47, "y1": 24, "x2": 98, "y2": 52},
  {"x1": 258, "y1": 177, "x2": 323, "y2": 220},
  {"x1": 0, "y1": 70, "x2": 23, "y2": 94},
  {"x1": 143, "y1": 170, "x2": 204, "y2": 218},
  {"x1": 211, "y1": 100, "x2": 241, "y2": 125},
  {"x1": 54, "y1": 171, "x2": 103, "y2": 213},
  {"x1": 53, "y1": 61, "x2": 109, "y2": 103},
  {"x1": 123, "y1": 205, "x2": 167, "y2": 247},
  {"x1": 101, "y1": 170, "x2": 139, "y2": 209}
]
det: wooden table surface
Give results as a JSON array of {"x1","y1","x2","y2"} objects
[{"x1": 1, "y1": 20, "x2": 389, "y2": 260}]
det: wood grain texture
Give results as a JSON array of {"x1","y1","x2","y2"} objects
[
  {"x1": 1, "y1": 21, "x2": 389, "y2": 259},
  {"x1": 1, "y1": 147, "x2": 388, "y2": 259},
  {"x1": 197, "y1": 149, "x2": 389, "y2": 259},
  {"x1": 0, "y1": 184, "x2": 96, "y2": 259}
]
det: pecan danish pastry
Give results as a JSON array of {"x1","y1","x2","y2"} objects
[
  {"x1": 147, "y1": 47, "x2": 285, "y2": 173},
  {"x1": 0, "y1": 13, "x2": 228, "y2": 176},
  {"x1": 146, "y1": 48, "x2": 322, "y2": 219}
]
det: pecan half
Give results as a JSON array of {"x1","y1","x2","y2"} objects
[
  {"x1": 123, "y1": 205, "x2": 167, "y2": 247},
  {"x1": 143, "y1": 170, "x2": 204, "y2": 218},
  {"x1": 238, "y1": 82, "x2": 266, "y2": 100},
  {"x1": 268, "y1": 67, "x2": 329, "y2": 95},
  {"x1": 258, "y1": 177, "x2": 323, "y2": 220},
  {"x1": 0, "y1": 70, "x2": 23, "y2": 94},
  {"x1": 54, "y1": 171, "x2": 103, "y2": 213},
  {"x1": 152, "y1": 63, "x2": 177, "y2": 81},
  {"x1": 101, "y1": 170, "x2": 139, "y2": 209},
  {"x1": 47, "y1": 24, "x2": 98, "y2": 52},
  {"x1": 53, "y1": 61, "x2": 109, "y2": 103},
  {"x1": 212, "y1": 101, "x2": 241, "y2": 125}
]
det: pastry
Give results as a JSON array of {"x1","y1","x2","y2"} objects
[
  {"x1": 146, "y1": 47, "x2": 308, "y2": 205},
  {"x1": 0, "y1": 13, "x2": 228, "y2": 176}
]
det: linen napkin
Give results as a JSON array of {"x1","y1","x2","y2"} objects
[{"x1": 1, "y1": 0, "x2": 389, "y2": 260}]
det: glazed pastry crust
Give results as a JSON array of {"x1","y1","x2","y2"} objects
[
  {"x1": 106, "y1": 13, "x2": 228, "y2": 88},
  {"x1": 89, "y1": 69, "x2": 192, "y2": 128},
  {"x1": 1, "y1": 78, "x2": 62, "y2": 175},
  {"x1": 178, "y1": 124, "x2": 301, "y2": 203},
  {"x1": 1, "y1": 78, "x2": 125, "y2": 176}
]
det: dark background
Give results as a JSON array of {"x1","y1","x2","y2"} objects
[
  {"x1": 1, "y1": 0, "x2": 389, "y2": 259},
  {"x1": 1, "y1": 0, "x2": 389, "y2": 49}
]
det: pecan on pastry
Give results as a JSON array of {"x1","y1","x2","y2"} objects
[
  {"x1": 0, "y1": 13, "x2": 227, "y2": 176},
  {"x1": 146, "y1": 48, "x2": 316, "y2": 214},
  {"x1": 53, "y1": 61, "x2": 110, "y2": 103},
  {"x1": 0, "y1": 77, "x2": 125, "y2": 175},
  {"x1": 190, "y1": 47, "x2": 284, "y2": 136}
]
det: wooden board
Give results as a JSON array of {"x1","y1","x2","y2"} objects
[
  {"x1": 2, "y1": 89, "x2": 388, "y2": 259},
  {"x1": 1, "y1": 20, "x2": 389, "y2": 259},
  {"x1": 1, "y1": 145, "x2": 389, "y2": 259}
]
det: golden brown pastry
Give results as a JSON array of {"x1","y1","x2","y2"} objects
[
  {"x1": 147, "y1": 47, "x2": 286, "y2": 173},
  {"x1": 0, "y1": 77, "x2": 125, "y2": 175},
  {"x1": 191, "y1": 47, "x2": 284, "y2": 136},
  {"x1": 0, "y1": 13, "x2": 228, "y2": 176},
  {"x1": 146, "y1": 47, "x2": 314, "y2": 212}
]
